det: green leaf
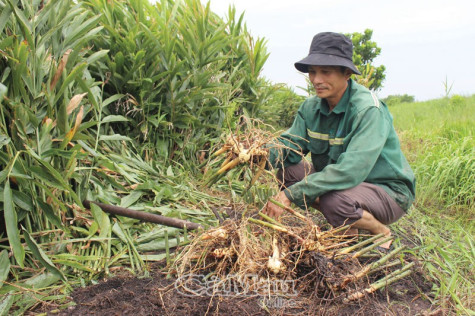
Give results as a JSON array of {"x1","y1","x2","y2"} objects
[
  {"x1": 0, "y1": 291, "x2": 15, "y2": 316},
  {"x1": 112, "y1": 222, "x2": 127, "y2": 243},
  {"x1": 0, "y1": 83, "x2": 7, "y2": 102},
  {"x1": 0, "y1": 0, "x2": 15, "y2": 33},
  {"x1": 102, "y1": 94, "x2": 124, "y2": 107},
  {"x1": 27, "y1": 148, "x2": 80, "y2": 203},
  {"x1": 136, "y1": 237, "x2": 179, "y2": 252},
  {"x1": 0, "y1": 250, "x2": 10, "y2": 289},
  {"x1": 52, "y1": 259, "x2": 94, "y2": 273},
  {"x1": 8, "y1": 0, "x2": 34, "y2": 48},
  {"x1": 30, "y1": 166, "x2": 64, "y2": 190},
  {"x1": 54, "y1": 62, "x2": 88, "y2": 103},
  {"x1": 37, "y1": 200, "x2": 64, "y2": 229},
  {"x1": 23, "y1": 230, "x2": 67, "y2": 282},
  {"x1": 101, "y1": 115, "x2": 129, "y2": 123},
  {"x1": 0, "y1": 135, "x2": 10, "y2": 149},
  {"x1": 86, "y1": 49, "x2": 109, "y2": 65},
  {"x1": 99, "y1": 134, "x2": 131, "y2": 141},
  {"x1": 23, "y1": 272, "x2": 60, "y2": 288},
  {"x1": 3, "y1": 181, "x2": 24, "y2": 267},
  {"x1": 166, "y1": 165, "x2": 174, "y2": 177},
  {"x1": 139, "y1": 253, "x2": 168, "y2": 262},
  {"x1": 90, "y1": 204, "x2": 111, "y2": 239},
  {"x1": 12, "y1": 190, "x2": 33, "y2": 212},
  {"x1": 120, "y1": 191, "x2": 143, "y2": 208}
]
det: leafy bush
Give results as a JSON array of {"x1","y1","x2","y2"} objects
[
  {"x1": 85, "y1": 0, "x2": 270, "y2": 162},
  {"x1": 449, "y1": 94, "x2": 466, "y2": 107},
  {"x1": 382, "y1": 94, "x2": 415, "y2": 106},
  {"x1": 258, "y1": 84, "x2": 305, "y2": 129}
]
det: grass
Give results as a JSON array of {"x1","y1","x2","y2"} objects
[{"x1": 389, "y1": 94, "x2": 475, "y2": 314}]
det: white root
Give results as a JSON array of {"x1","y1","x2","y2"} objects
[{"x1": 267, "y1": 237, "x2": 285, "y2": 274}]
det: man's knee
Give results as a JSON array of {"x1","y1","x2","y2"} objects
[
  {"x1": 318, "y1": 191, "x2": 362, "y2": 227},
  {"x1": 276, "y1": 160, "x2": 315, "y2": 190}
]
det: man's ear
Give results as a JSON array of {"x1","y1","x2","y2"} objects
[{"x1": 345, "y1": 68, "x2": 353, "y2": 79}]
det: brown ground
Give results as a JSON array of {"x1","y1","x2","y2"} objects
[{"x1": 35, "y1": 255, "x2": 447, "y2": 316}]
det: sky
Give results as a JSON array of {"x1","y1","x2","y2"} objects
[{"x1": 203, "y1": 0, "x2": 475, "y2": 101}]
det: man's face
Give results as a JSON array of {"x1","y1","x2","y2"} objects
[{"x1": 308, "y1": 65, "x2": 352, "y2": 107}]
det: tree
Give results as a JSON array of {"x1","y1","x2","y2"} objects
[{"x1": 345, "y1": 29, "x2": 386, "y2": 91}]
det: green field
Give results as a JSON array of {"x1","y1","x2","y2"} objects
[{"x1": 390, "y1": 95, "x2": 475, "y2": 314}]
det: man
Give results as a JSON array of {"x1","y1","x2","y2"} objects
[{"x1": 264, "y1": 32, "x2": 415, "y2": 250}]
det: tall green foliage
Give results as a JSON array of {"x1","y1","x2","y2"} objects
[
  {"x1": 0, "y1": 0, "x2": 104, "y2": 238},
  {"x1": 0, "y1": 0, "x2": 273, "y2": 312},
  {"x1": 390, "y1": 95, "x2": 475, "y2": 210},
  {"x1": 85, "y1": 0, "x2": 269, "y2": 162}
]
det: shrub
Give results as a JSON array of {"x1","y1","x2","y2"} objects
[{"x1": 382, "y1": 94, "x2": 415, "y2": 106}]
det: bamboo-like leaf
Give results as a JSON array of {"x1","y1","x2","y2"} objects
[
  {"x1": 136, "y1": 237, "x2": 179, "y2": 252},
  {"x1": 77, "y1": 78, "x2": 99, "y2": 110},
  {"x1": 0, "y1": 83, "x2": 6, "y2": 102},
  {"x1": 66, "y1": 93, "x2": 87, "y2": 115},
  {"x1": 0, "y1": 291, "x2": 15, "y2": 316},
  {"x1": 23, "y1": 272, "x2": 61, "y2": 288},
  {"x1": 99, "y1": 134, "x2": 131, "y2": 141},
  {"x1": 0, "y1": 0, "x2": 15, "y2": 33},
  {"x1": 29, "y1": 166, "x2": 65, "y2": 190},
  {"x1": 90, "y1": 203, "x2": 111, "y2": 239},
  {"x1": 37, "y1": 200, "x2": 64, "y2": 229},
  {"x1": 0, "y1": 135, "x2": 10, "y2": 149},
  {"x1": 102, "y1": 94, "x2": 125, "y2": 107},
  {"x1": 12, "y1": 190, "x2": 33, "y2": 212},
  {"x1": 120, "y1": 191, "x2": 143, "y2": 208},
  {"x1": 50, "y1": 49, "x2": 72, "y2": 91},
  {"x1": 27, "y1": 148, "x2": 74, "y2": 191},
  {"x1": 0, "y1": 250, "x2": 10, "y2": 289},
  {"x1": 112, "y1": 222, "x2": 127, "y2": 244},
  {"x1": 52, "y1": 259, "x2": 94, "y2": 273},
  {"x1": 54, "y1": 62, "x2": 88, "y2": 104},
  {"x1": 101, "y1": 115, "x2": 129, "y2": 123},
  {"x1": 3, "y1": 181, "x2": 24, "y2": 267},
  {"x1": 23, "y1": 230, "x2": 67, "y2": 282},
  {"x1": 86, "y1": 49, "x2": 109, "y2": 65},
  {"x1": 7, "y1": 0, "x2": 34, "y2": 48},
  {"x1": 60, "y1": 105, "x2": 84, "y2": 149}
]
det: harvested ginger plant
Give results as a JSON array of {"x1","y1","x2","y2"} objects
[
  {"x1": 173, "y1": 201, "x2": 413, "y2": 303},
  {"x1": 203, "y1": 118, "x2": 281, "y2": 187}
]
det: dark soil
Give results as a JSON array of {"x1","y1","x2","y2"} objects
[{"x1": 35, "y1": 257, "x2": 446, "y2": 316}]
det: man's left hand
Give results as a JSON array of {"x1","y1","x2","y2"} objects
[{"x1": 263, "y1": 190, "x2": 291, "y2": 218}]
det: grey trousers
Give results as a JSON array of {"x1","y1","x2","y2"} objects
[{"x1": 276, "y1": 161, "x2": 405, "y2": 227}]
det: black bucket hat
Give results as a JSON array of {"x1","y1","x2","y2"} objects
[{"x1": 295, "y1": 32, "x2": 361, "y2": 75}]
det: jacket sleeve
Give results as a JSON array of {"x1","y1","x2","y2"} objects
[
  {"x1": 268, "y1": 102, "x2": 310, "y2": 169},
  {"x1": 284, "y1": 106, "x2": 389, "y2": 209}
]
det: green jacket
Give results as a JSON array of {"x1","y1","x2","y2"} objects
[{"x1": 269, "y1": 79, "x2": 415, "y2": 211}]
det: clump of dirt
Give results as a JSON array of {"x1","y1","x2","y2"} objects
[{"x1": 37, "y1": 258, "x2": 439, "y2": 316}]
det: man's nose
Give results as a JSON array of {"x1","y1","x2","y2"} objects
[{"x1": 311, "y1": 73, "x2": 323, "y2": 85}]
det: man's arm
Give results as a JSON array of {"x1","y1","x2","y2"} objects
[{"x1": 268, "y1": 102, "x2": 310, "y2": 169}]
